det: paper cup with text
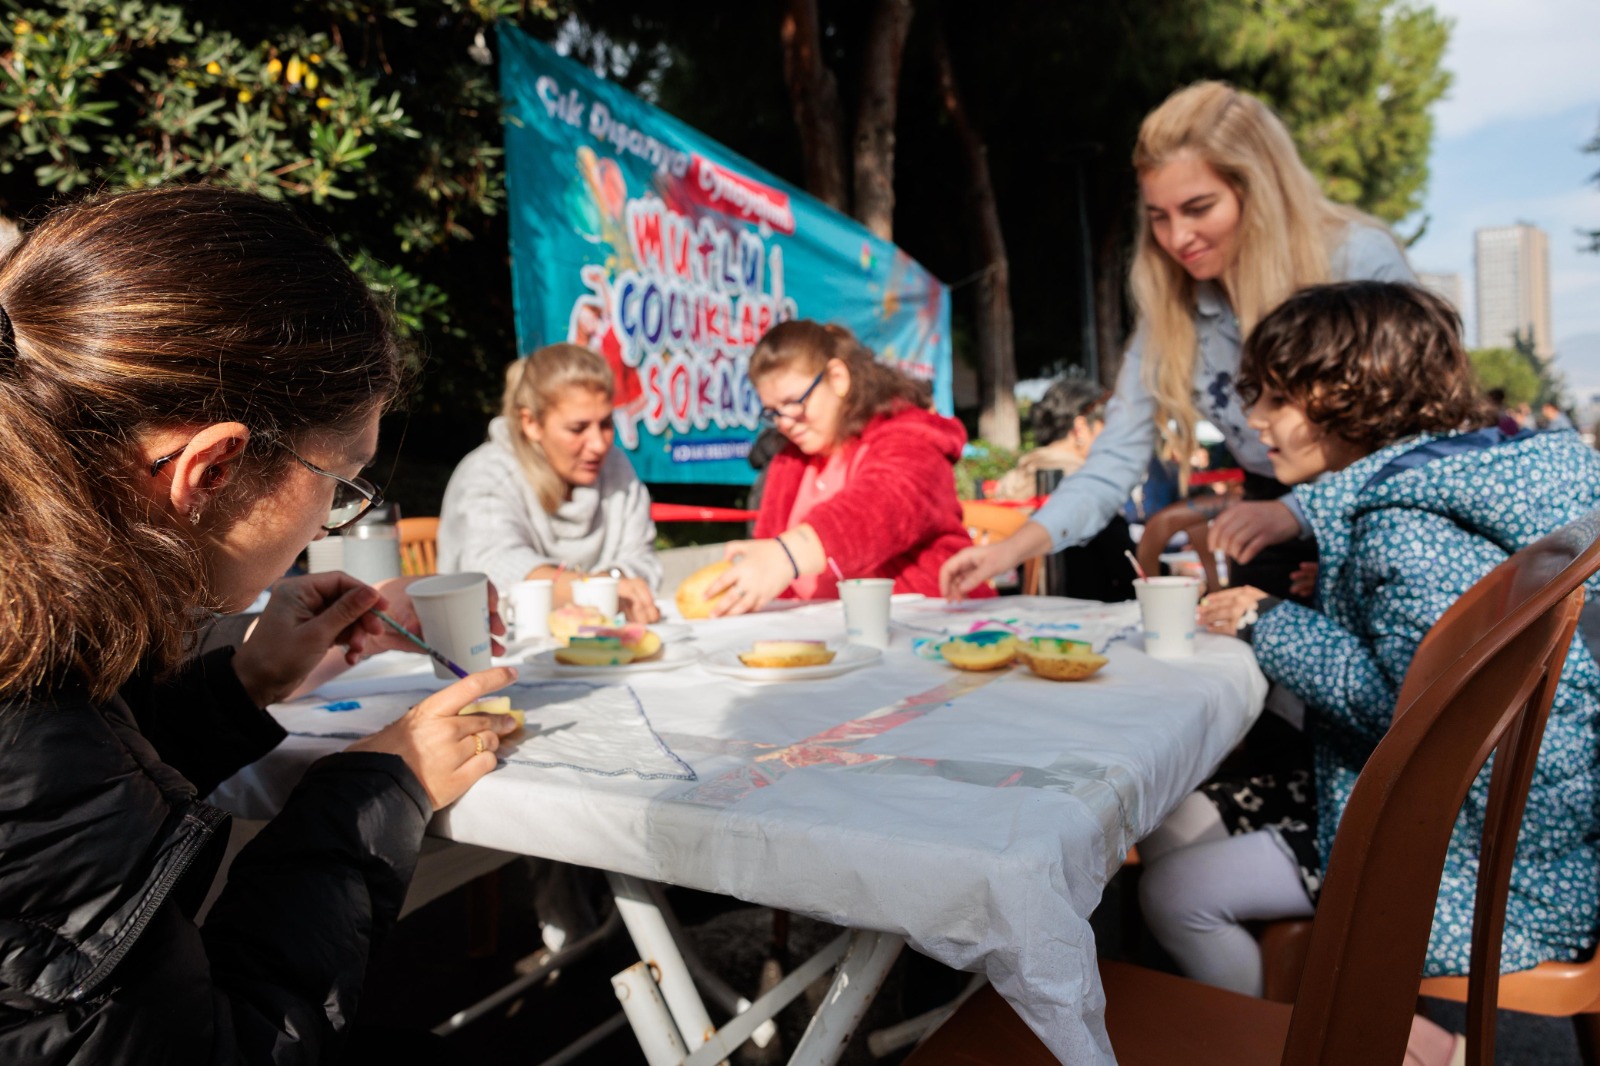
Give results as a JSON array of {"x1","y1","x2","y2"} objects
[
  {"x1": 507, "y1": 578, "x2": 554, "y2": 640},
  {"x1": 407, "y1": 572, "x2": 494, "y2": 679},
  {"x1": 839, "y1": 578, "x2": 894, "y2": 650},
  {"x1": 571, "y1": 575, "x2": 620, "y2": 618},
  {"x1": 1134, "y1": 576, "x2": 1203, "y2": 659}
]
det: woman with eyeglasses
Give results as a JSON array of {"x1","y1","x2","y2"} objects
[
  {"x1": 707, "y1": 319, "x2": 990, "y2": 615},
  {"x1": 437, "y1": 343, "x2": 662, "y2": 622},
  {"x1": 0, "y1": 186, "x2": 519, "y2": 1064}
]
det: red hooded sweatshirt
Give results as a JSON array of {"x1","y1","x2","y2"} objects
[{"x1": 755, "y1": 405, "x2": 995, "y2": 600}]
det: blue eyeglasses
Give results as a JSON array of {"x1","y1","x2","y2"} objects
[
  {"x1": 149, "y1": 444, "x2": 384, "y2": 532},
  {"x1": 757, "y1": 370, "x2": 827, "y2": 427}
]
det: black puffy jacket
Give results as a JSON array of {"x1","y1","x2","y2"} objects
[{"x1": 0, "y1": 648, "x2": 432, "y2": 1064}]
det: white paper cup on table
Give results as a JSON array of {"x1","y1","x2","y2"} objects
[
  {"x1": 571, "y1": 575, "x2": 620, "y2": 618},
  {"x1": 839, "y1": 578, "x2": 894, "y2": 650},
  {"x1": 1134, "y1": 576, "x2": 1203, "y2": 659},
  {"x1": 507, "y1": 578, "x2": 554, "y2": 640},
  {"x1": 304, "y1": 536, "x2": 344, "y2": 574},
  {"x1": 340, "y1": 523, "x2": 403, "y2": 585},
  {"x1": 407, "y1": 572, "x2": 493, "y2": 679}
]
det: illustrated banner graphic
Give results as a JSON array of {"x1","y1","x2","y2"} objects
[{"x1": 499, "y1": 24, "x2": 953, "y2": 484}]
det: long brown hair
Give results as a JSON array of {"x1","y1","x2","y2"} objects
[
  {"x1": 500, "y1": 343, "x2": 615, "y2": 513},
  {"x1": 0, "y1": 185, "x2": 404, "y2": 703},
  {"x1": 749, "y1": 320, "x2": 930, "y2": 442},
  {"x1": 1130, "y1": 81, "x2": 1396, "y2": 474}
]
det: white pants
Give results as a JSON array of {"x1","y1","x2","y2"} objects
[{"x1": 1137, "y1": 792, "x2": 1315, "y2": 996}]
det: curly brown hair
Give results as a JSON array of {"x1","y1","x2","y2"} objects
[
  {"x1": 749, "y1": 319, "x2": 931, "y2": 441},
  {"x1": 1237, "y1": 281, "x2": 1495, "y2": 452}
]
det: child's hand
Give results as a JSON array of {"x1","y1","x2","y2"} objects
[
  {"x1": 1288, "y1": 562, "x2": 1319, "y2": 600},
  {"x1": 1198, "y1": 586, "x2": 1269, "y2": 638}
]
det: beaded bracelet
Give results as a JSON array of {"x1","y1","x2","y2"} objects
[{"x1": 774, "y1": 535, "x2": 801, "y2": 579}]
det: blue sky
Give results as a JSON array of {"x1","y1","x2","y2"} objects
[{"x1": 1404, "y1": 0, "x2": 1600, "y2": 362}]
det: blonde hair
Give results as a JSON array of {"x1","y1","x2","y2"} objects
[
  {"x1": 502, "y1": 343, "x2": 614, "y2": 513},
  {"x1": 1130, "y1": 81, "x2": 1391, "y2": 474}
]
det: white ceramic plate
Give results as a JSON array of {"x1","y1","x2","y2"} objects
[
  {"x1": 701, "y1": 643, "x2": 882, "y2": 683},
  {"x1": 524, "y1": 641, "x2": 700, "y2": 678},
  {"x1": 648, "y1": 622, "x2": 693, "y2": 642}
]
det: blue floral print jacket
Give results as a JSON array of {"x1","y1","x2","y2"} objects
[{"x1": 1252, "y1": 427, "x2": 1600, "y2": 975}]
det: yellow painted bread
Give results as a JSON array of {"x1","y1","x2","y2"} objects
[
  {"x1": 459, "y1": 696, "x2": 526, "y2": 729},
  {"x1": 580, "y1": 624, "x2": 663, "y2": 661},
  {"x1": 937, "y1": 632, "x2": 1018, "y2": 671},
  {"x1": 1016, "y1": 637, "x2": 1109, "y2": 681},
  {"x1": 737, "y1": 640, "x2": 836, "y2": 668},
  {"x1": 676, "y1": 560, "x2": 731, "y2": 619}
]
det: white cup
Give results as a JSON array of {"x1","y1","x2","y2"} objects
[
  {"x1": 1134, "y1": 576, "x2": 1203, "y2": 659},
  {"x1": 839, "y1": 578, "x2": 894, "y2": 650},
  {"x1": 507, "y1": 578, "x2": 554, "y2": 640},
  {"x1": 340, "y1": 524, "x2": 403, "y2": 585},
  {"x1": 407, "y1": 572, "x2": 494, "y2": 679},
  {"x1": 305, "y1": 536, "x2": 344, "y2": 574},
  {"x1": 571, "y1": 575, "x2": 620, "y2": 618}
]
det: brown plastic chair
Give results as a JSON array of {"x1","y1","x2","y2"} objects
[
  {"x1": 961, "y1": 501, "x2": 1041, "y2": 596},
  {"x1": 907, "y1": 509, "x2": 1600, "y2": 1066},
  {"x1": 1136, "y1": 497, "x2": 1229, "y2": 591},
  {"x1": 398, "y1": 516, "x2": 439, "y2": 576}
]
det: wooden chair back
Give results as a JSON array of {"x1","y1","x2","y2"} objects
[
  {"x1": 960, "y1": 501, "x2": 1041, "y2": 596},
  {"x1": 398, "y1": 516, "x2": 440, "y2": 577},
  {"x1": 1280, "y1": 509, "x2": 1600, "y2": 1065}
]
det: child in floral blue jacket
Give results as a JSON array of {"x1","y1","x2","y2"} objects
[{"x1": 1136, "y1": 282, "x2": 1600, "y2": 1025}]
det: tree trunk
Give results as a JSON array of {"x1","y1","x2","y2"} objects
[
  {"x1": 853, "y1": 0, "x2": 913, "y2": 240},
  {"x1": 779, "y1": 0, "x2": 848, "y2": 211},
  {"x1": 1094, "y1": 215, "x2": 1129, "y2": 389},
  {"x1": 932, "y1": 18, "x2": 1018, "y2": 448}
]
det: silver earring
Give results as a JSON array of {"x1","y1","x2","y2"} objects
[{"x1": 189, "y1": 508, "x2": 201, "y2": 526}]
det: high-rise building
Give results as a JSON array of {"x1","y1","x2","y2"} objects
[
  {"x1": 1416, "y1": 271, "x2": 1464, "y2": 312},
  {"x1": 1474, "y1": 223, "x2": 1553, "y2": 357}
]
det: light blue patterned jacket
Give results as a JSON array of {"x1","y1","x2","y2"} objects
[{"x1": 1252, "y1": 427, "x2": 1600, "y2": 975}]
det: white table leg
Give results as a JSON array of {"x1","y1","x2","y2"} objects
[
  {"x1": 615, "y1": 961, "x2": 692, "y2": 1066},
  {"x1": 607, "y1": 872, "x2": 720, "y2": 1053},
  {"x1": 785, "y1": 930, "x2": 905, "y2": 1066}
]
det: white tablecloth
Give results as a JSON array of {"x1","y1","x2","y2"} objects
[{"x1": 212, "y1": 596, "x2": 1266, "y2": 1065}]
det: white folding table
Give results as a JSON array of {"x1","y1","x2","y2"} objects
[{"x1": 211, "y1": 596, "x2": 1266, "y2": 1065}]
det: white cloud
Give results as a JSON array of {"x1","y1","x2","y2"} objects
[{"x1": 1428, "y1": 0, "x2": 1600, "y2": 138}]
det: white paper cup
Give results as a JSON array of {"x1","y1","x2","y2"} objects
[
  {"x1": 571, "y1": 575, "x2": 620, "y2": 618},
  {"x1": 1134, "y1": 576, "x2": 1203, "y2": 659},
  {"x1": 407, "y1": 572, "x2": 493, "y2": 679},
  {"x1": 839, "y1": 578, "x2": 894, "y2": 650},
  {"x1": 304, "y1": 536, "x2": 344, "y2": 574},
  {"x1": 340, "y1": 525, "x2": 403, "y2": 585},
  {"x1": 507, "y1": 578, "x2": 554, "y2": 640}
]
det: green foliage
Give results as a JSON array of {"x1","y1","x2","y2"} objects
[
  {"x1": 1210, "y1": 0, "x2": 1451, "y2": 229},
  {"x1": 954, "y1": 439, "x2": 1020, "y2": 501},
  {"x1": 1471, "y1": 347, "x2": 1543, "y2": 407}
]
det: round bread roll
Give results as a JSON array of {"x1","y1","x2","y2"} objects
[
  {"x1": 1016, "y1": 637, "x2": 1109, "y2": 681},
  {"x1": 938, "y1": 632, "x2": 1018, "y2": 671},
  {"x1": 676, "y1": 560, "x2": 732, "y2": 619},
  {"x1": 737, "y1": 640, "x2": 836, "y2": 669}
]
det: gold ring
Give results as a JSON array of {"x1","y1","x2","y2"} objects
[{"x1": 473, "y1": 733, "x2": 485, "y2": 756}]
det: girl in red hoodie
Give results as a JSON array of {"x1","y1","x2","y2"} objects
[{"x1": 709, "y1": 320, "x2": 991, "y2": 614}]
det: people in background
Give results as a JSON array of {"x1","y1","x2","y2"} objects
[
  {"x1": 438, "y1": 343, "x2": 662, "y2": 622},
  {"x1": 708, "y1": 319, "x2": 990, "y2": 614},
  {"x1": 0, "y1": 186, "x2": 519, "y2": 1063},
  {"x1": 1143, "y1": 282, "x2": 1600, "y2": 1064},
  {"x1": 941, "y1": 80, "x2": 1414, "y2": 602}
]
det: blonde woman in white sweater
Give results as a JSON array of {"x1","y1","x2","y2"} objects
[{"x1": 438, "y1": 344, "x2": 661, "y2": 622}]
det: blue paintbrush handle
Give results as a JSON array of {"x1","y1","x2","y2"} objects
[{"x1": 372, "y1": 609, "x2": 470, "y2": 679}]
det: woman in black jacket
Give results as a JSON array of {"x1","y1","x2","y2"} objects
[{"x1": 0, "y1": 186, "x2": 519, "y2": 1063}]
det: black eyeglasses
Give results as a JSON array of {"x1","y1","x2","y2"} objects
[
  {"x1": 149, "y1": 444, "x2": 384, "y2": 532},
  {"x1": 758, "y1": 370, "x2": 827, "y2": 427}
]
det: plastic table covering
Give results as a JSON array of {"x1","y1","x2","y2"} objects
[{"x1": 211, "y1": 596, "x2": 1266, "y2": 1065}]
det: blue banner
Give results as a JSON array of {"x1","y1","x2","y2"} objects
[{"x1": 498, "y1": 24, "x2": 953, "y2": 485}]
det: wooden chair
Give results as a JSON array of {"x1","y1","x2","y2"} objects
[
  {"x1": 398, "y1": 516, "x2": 439, "y2": 576},
  {"x1": 961, "y1": 501, "x2": 1041, "y2": 596},
  {"x1": 907, "y1": 509, "x2": 1600, "y2": 1066}
]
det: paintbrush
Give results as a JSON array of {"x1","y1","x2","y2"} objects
[{"x1": 371, "y1": 608, "x2": 470, "y2": 679}]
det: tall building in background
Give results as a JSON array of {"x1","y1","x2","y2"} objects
[
  {"x1": 1474, "y1": 223, "x2": 1553, "y2": 357},
  {"x1": 1417, "y1": 271, "x2": 1464, "y2": 312}
]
